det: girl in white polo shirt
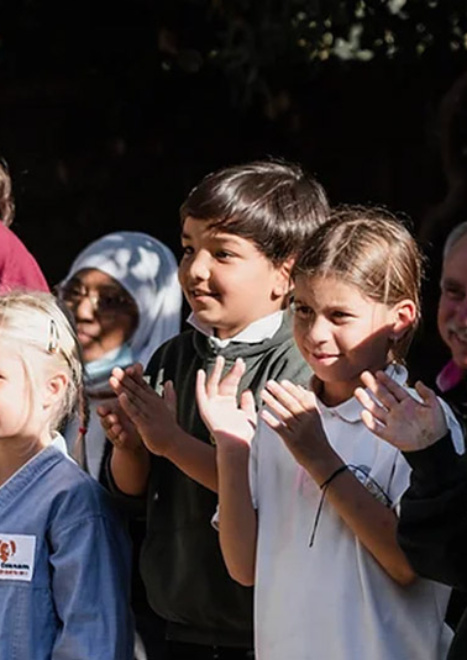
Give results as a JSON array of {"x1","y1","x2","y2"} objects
[{"x1": 196, "y1": 207, "x2": 462, "y2": 660}]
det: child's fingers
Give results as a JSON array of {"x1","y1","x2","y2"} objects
[
  {"x1": 97, "y1": 396, "x2": 120, "y2": 416},
  {"x1": 163, "y1": 380, "x2": 177, "y2": 417},
  {"x1": 99, "y1": 412, "x2": 119, "y2": 432},
  {"x1": 240, "y1": 390, "x2": 257, "y2": 428},
  {"x1": 260, "y1": 388, "x2": 295, "y2": 423},
  {"x1": 124, "y1": 364, "x2": 148, "y2": 390},
  {"x1": 263, "y1": 380, "x2": 304, "y2": 417},
  {"x1": 100, "y1": 415, "x2": 126, "y2": 444},
  {"x1": 110, "y1": 366, "x2": 126, "y2": 382},
  {"x1": 217, "y1": 358, "x2": 246, "y2": 396},
  {"x1": 354, "y1": 387, "x2": 388, "y2": 424},
  {"x1": 107, "y1": 413, "x2": 121, "y2": 426},
  {"x1": 117, "y1": 370, "x2": 157, "y2": 407},
  {"x1": 260, "y1": 407, "x2": 286, "y2": 435},
  {"x1": 196, "y1": 369, "x2": 208, "y2": 409},
  {"x1": 120, "y1": 371, "x2": 146, "y2": 393},
  {"x1": 118, "y1": 391, "x2": 145, "y2": 422},
  {"x1": 96, "y1": 404, "x2": 111, "y2": 418},
  {"x1": 125, "y1": 362, "x2": 144, "y2": 378},
  {"x1": 205, "y1": 356, "x2": 225, "y2": 397},
  {"x1": 108, "y1": 423, "x2": 124, "y2": 440},
  {"x1": 111, "y1": 430, "x2": 132, "y2": 449},
  {"x1": 109, "y1": 375, "x2": 122, "y2": 394},
  {"x1": 109, "y1": 372, "x2": 137, "y2": 397},
  {"x1": 279, "y1": 380, "x2": 316, "y2": 411}
]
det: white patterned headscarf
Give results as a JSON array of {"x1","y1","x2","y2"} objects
[{"x1": 63, "y1": 231, "x2": 182, "y2": 367}]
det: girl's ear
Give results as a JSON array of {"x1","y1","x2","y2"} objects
[
  {"x1": 43, "y1": 372, "x2": 69, "y2": 409},
  {"x1": 272, "y1": 257, "x2": 295, "y2": 298},
  {"x1": 391, "y1": 299, "x2": 417, "y2": 340}
]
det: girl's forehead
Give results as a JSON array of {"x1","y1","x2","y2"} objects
[
  {"x1": 294, "y1": 273, "x2": 352, "y2": 294},
  {"x1": 0, "y1": 335, "x2": 46, "y2": 366},
  {"x1": 293, "y1": 274, "x2": 378, "y2": 307},
  {"x1": 0, "y1": 341, "x2": 25, "y2": 371},
  {"x1": 0, "y1": 336, "x2": 21, "y2": 353}
]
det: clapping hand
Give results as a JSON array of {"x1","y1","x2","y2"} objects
[
  {"x1": 354, "y1": 370, "x2": 448, "y2": 452},
  {"x1": 260, "y1": 380, "x2": 334, "y2": 469},
  {"x1": 196, "y1": 356, "x2": 257, "y2": 449},
  {"x1": 97, "y1": 390, "x2": 143, "y2": 453},
  {"x1": 106, "y1": 362, "x2": 179, "y2": 457}
]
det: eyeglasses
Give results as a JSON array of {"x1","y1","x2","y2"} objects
[{"x1": 56, "y1": 283, "x2": 136, "y2": 317}]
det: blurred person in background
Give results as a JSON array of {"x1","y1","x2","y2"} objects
[
  {"x1": 0, "y1": 160, "x2": 49, "y2": 292},
  {"x1": 57, "y1": 230, "x2": 182, "y2": 660},
  {"x1": 57, "y1": 230, "x2": 182, "y2": 476}
]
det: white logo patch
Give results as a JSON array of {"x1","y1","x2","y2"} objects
[{"x1": 0, "y1": 534, "x2": 36, "y2": 581}]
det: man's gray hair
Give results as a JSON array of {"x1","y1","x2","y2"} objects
[{"x1": 443, "y1": 222, "x2": 467, "y2": 260}]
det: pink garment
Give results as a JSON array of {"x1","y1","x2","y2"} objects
[
  {"x1": 0, "y1": 223, "x2": 49, "y2": 293},
  {"x1": 436, "y1": 359, "x2": 465, "y2": 393}
]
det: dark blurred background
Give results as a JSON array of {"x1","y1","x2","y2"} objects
[{"x1": 2, "y1": 0, "x2": 467, "y2": 379}]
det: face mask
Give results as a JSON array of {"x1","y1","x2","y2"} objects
[{"x1": 84, "y1": 343, "x2": 134, "y2": 390}]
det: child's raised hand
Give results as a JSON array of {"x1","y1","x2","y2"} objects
[
  {"x1": 97, "y1": 398, "x2": 143, "y2": 452},
  {"x1": 108, "y1": 363, "x2": 180, "y2": 457},
  {"x1": 196, "y1": 356, "x2": 257, "y2": 448},
  {"x1": 260, "y1": 380, "x2": 334, "y2": 469},
  {"x1": 354, "y1": 370, "x2": 448, "y2": 452}
]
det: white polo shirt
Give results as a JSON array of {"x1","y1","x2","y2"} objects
[{"x1": 249, "y1": 365, "x2": 461, "y2": 660}]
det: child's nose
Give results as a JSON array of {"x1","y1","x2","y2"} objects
[
  {"x1": 305, "y1": 316, "x2": 329, "y2": 344},
  {"x1": 188, "y1": 251, "x2": 211, "y2": 281}
]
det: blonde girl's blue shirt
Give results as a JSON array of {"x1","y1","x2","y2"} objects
[{"x1": 0, "y1": 437, "x2": 134, "y2": 659}]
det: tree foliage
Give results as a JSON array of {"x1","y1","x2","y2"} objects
[
  {"x1": 2, "y1": 0, "x2": 467, "y2": 110},
  {"x1": 155, "y1": 0, "x2": 467, "y2": 105},
  {"x1": 0, "y1": 0, "x2": 465, "y2": 289}
]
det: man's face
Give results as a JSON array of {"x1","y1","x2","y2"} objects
[{"x1": 438, "y1": 234, "x2": 467, "y2": 370}]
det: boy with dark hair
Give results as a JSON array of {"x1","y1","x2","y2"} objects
[{"x1": 100, "y1": 159, "x2": 328, "y2": 659}]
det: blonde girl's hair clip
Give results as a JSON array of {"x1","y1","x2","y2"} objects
[{"x1": 47, "y1": 318, "x2": 60, "y2": 354}]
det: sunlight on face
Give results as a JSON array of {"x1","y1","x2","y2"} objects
[
  {"x1": 0, "y1": 340, "x2": 45, "y2": 443},
  {"x1": 292, "y1": 275, "x2": 397, "y2": 405},
  {"x1": 178, "y1": 217, "x2": 290, "y2": 338}
]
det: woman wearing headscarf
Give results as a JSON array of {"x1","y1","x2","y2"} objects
[
  {"x1": 58, "y1": 230, "x2": 182, "y2": 478},
  {"x1": 58, "y1": 231, "x2": 182, "y2": 660}
]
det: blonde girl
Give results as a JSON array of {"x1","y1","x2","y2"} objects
[
  {"x1": 196, "y1": 207, "x2": 462, "y2": 660},
  {"x1": 0, "y1": 292, "x2": 133, "y2": 659}
]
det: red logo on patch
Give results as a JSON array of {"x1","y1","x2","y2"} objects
[{"x1": 0, "y1": 539, "x2": 16, "y2": 563}]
